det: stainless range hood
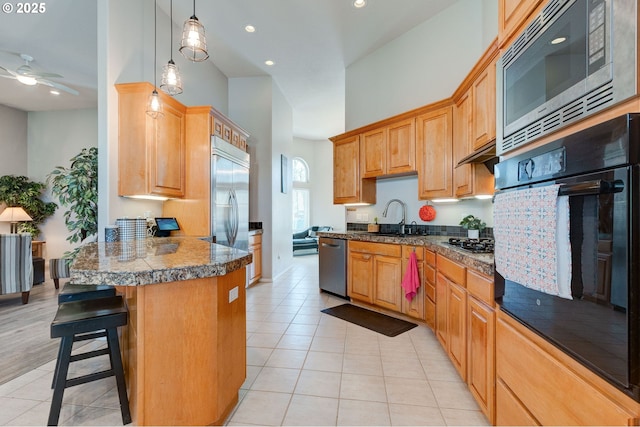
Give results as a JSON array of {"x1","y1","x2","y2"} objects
[{"x1": 456, "y1": 140, "x2": 497, "y2": 173}]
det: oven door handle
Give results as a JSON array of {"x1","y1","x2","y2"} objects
[{"x1": 557, "y1": 179, "x2": 624, "y2": 196}]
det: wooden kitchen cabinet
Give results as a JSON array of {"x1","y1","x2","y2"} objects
[
  {"x1": 401, "y1": 245, "x2": 425, "y2": 320},
  {"x1": 361, "y1": 127, "x2": 386, "y2": 178},
  {"x1": 361, "y1": 118, "x2": 416, "y2": 179},
  {"x1": 348, "y1": 243, "x2": 375, "y2": 303},
  {"x1": 417, "y1": 105, "x2": 454, "y2": 200},
  {"x1": 333, "y1": 135, "x2": 376, "y2": 204},
  {"x1": 498, "y1": 0, "x2": 543, "y2": 48},
  {"x1": 467, "y1": 266, "x2": 496, "y2": 424},
  {"x1": 116, "y1": 82, "x2": 186, "y2": 198},
  {"x1": 348, "y1": 241, "x2": 402, "y2": 308},
  {"x1": 247, "y1": 232, "x2": 262, "y2": 286},
  {"x1": 496, "y1": 310, "x2": 640, "y2": 426},
  {"x1": 373, "y1": 254, "x2": 403, "y2": 312},
  {"x1": 436, "y1": 255, "x2": 467, "y2": 381},
  {"x1": 472, "y1": 57, "x2": 497, "y2": 151},
  {"x1": 387, "y1": 118, "x2": 416, "y2": 175},
  {"x1": 163, "y1": 105, "x2": 248, "y2": 237},
  {"x1": 452, "y1": 41, "x2": 497, "y2": 199},
  {"x1": 424, "y1": 249, "x2": 436, "y2": 329}
]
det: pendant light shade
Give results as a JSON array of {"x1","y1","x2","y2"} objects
[
  {"x1": 147, "y1": 0, "x2": 163, "y2": 118},
  {"x1": 147, "y1": 89, "x2": 163, "y2": 118},
  {"x1": 179, "y1": 0, "x2": 209, "y2": 62},
  {"x1": 160, "y1": 0, "x2": 183, "y2": 96}
]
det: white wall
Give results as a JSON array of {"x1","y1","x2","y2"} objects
[
  {"x1": 98, "y1": 0, "x2": 230, "y2": 236},
  {"x1": 346, "y1": 0, "x2": 489, "y2": 130},
  {"x1": 0, "y1": 105, "x2": 28, "y2": 234},
  {"x1": 344, "y1": 0, "x2": 498, "y2": 228},
  {"x1": 291, "y1": 137, "x2": 345, "y2": 232},
  {"x1": 27, "y1": 109, "x2": 98, "y2": 259},
  {"x1": 229, "y1": 76, "x2": 275, "y2": 278}
]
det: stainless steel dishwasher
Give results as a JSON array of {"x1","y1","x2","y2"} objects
[{"x1": 319, "y1": 237, "x2": 348, "y2": 298}]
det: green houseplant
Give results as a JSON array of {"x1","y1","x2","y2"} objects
[
  {"x1": 459, "y1": 214, "x2": 486, "y2": 239},
  {"x1": 0, "y1": 175, "x2": 57, "y2": 237},
  {"x1": 48, "y1": 147, "x2": 98, "y2": 260}
]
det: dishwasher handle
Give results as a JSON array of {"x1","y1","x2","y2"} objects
[{"x1": 321, "y1": 242, "x2": 341, "y2": 248}]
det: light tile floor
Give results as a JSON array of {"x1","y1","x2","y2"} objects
[{"x1": 0, "y1": 255, "x2": 489, "y2": 426}]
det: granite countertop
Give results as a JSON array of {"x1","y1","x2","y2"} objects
[
  {"x1": 70, "y1": 237, "x2": 252, "y2": 286},
  {"x1": 319, "y1": 231, "x2": 494, "y2": 277}
]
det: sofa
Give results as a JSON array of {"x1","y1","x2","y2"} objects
[{"x1": 293, "y1": 226, "x2": 331, "y2": 253}]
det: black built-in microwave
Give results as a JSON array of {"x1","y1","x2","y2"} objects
[{"x1": 496, "y1": 0, "x2": 637, "y2": 154}]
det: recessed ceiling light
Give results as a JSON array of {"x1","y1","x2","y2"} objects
[
  {"x1": 353, "y1": 0, "x2": 367, "y2": 8},
  {"x1": 245, "y1": 25, "x2": 256, "y2": 33},
  {"x1": 265, "y1": 60, "x2": 275, "y2": 66},
  {"x1": 551, "y1": 36, "x2": 567, "y2": 45},
  {"x1": 50, "y1": 90, "x2": 60, "y2": 95}
]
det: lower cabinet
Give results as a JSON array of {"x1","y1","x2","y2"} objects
[
  {"x1": 496, "y1": 310, "x2": 640, "y2": 426},
  {"x1": 401, "y1": 246, "x2": 425, "y2": 320},
  {"x1": 436, "y1": 254, "x2": 496, "y2": 424},
  {"x1": 247, "y1": 233, "x2": 262, "y2": 286},
  {"x1": 423, "y1": 249, "x2": 437, "y2": 329},
  {"x1": 349, "y1": 241, "x2": 426, "y2": 321}
]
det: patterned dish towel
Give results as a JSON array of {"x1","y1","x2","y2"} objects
[{"x1": 494, "y1": 184, "x2": 572, "y2": 299}]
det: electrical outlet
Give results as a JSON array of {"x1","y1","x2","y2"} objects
[{"x1": 229, "y1": 286, "x2": 239, "y2": 303}]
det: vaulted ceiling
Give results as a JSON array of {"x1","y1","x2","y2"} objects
[{"x1": 0, "y1": 0, "x2": 455, "y2": 139}]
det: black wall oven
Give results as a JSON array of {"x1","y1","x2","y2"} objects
[{"x1": 494, "y1": 114, "x2": 640, "y2": 401}]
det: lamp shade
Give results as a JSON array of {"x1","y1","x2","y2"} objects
[
  {"x1": 179, "y1": 16, "x2": 209, "y2": 62},
  {"x1": 0, "y1": 207, "x2": 33, "y2": 222}
]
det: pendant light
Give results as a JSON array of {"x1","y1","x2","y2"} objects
[
  {"x1": 147, "y1": 0, "x2": 163, "y2": 118},
  {"x1": 160, "y1": 0, "x2": 183, "y2": 95},
  {"x1": 179, "y1": 0, "x2": 209, "y2": 62}
]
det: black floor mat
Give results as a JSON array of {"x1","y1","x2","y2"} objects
[{"x1": 321, "y1": 303, "x2": 417, "y2": 337}]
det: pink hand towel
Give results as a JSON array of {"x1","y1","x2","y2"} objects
[{"x1": 401, "y1": 251, "x2": 420, "y2": 302}]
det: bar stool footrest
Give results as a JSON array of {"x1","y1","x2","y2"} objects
[
  {"x1": 69, "y1": 348, "x2": 109, "y2": 363},
  {"x1": 66, "y1": 369, "x2": 114, "y2": 388}
]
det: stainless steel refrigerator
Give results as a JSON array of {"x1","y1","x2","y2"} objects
[{"x1": 211, "y1": 136, "x2": 249, "y2": 251}]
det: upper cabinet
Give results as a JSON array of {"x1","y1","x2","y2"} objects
[
  {"x1": 416, "y1": 105, "x2": 454, "y2": 200},
  {"x1": 333, "y1": 134, "x2": 376, "y2": 204},
  {"x1": 116, "y1": 82, "x2": 186, "y2": 199},
  {"x1": 498, "y1": 0, "x2": 543, "y2": 48},
  {"x1": 471, "y1": 57, "x2": 497, "y2": 151},
  {"x1": 361, "y1": 118, "x2": 416, "y2": 178},
  {"x1": 451, "y1": 42, "x2": 498, "y2": 199}
]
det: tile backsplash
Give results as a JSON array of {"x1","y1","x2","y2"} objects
[{"x1": 346, "y1": 222, "x2": 494, "y2": 239}]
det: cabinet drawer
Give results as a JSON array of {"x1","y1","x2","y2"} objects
[
  {"x1": 425, "y1": 249, "x2": 436, "y2": 266},
  {"x1": 425, "y1": 279, "x2": 436, "y2": 302},
  {"x1": 350, "y1": 241, "x2": 401, "y2": 257},
  {"x1": 402, "y1": 245, "x2": 424, "y2": 261},
  {"x1": 437, "y1": 254, "x2": 466, "y2": 286},
  {"x1": 467, "y1": 269, "x2": 494, "y2": 306}
]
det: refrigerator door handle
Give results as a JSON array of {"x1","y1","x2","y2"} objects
[
  {"x1": 225, "y1": 190, "x2": 234, "y2": 245},
  {"x1": 229, "y1": 189, "x2": 239, "y2": 246}
]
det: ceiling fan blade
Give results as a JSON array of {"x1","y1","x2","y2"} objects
[
  {"x1": 37, "y1": 78, "x2": 79, "y2": 95},
  {"x1": 33, "y1": 71, "x2": 63, "y2": 79},
  {"x1": 0, "y1": 65, "x2": 18, "y2": 77}
]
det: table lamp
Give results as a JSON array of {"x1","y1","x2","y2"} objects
[{"x1": 0, "y1": 207, "x2": 33, "y2": 233}]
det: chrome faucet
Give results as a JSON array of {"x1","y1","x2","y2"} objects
[{"x1": 382, "y1": 199, "x2": 407, "y2": 234}]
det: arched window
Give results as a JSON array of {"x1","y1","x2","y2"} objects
[{"x1": 292, "y1": 157, "x2": 310, "y2": 232}]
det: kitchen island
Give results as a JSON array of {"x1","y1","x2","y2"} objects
[{"x1": 70, "y1": 237, "x2": 252, "y2": 426}]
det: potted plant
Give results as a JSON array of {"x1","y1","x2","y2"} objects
[
  {"x1": 48, "y1": 147, "x2": 98, "y2": 260},
  {"x1": 0, "y1": 175, "x2": 57, "y2": 237},
  {"x1": 459, "y1": 214, "x2": 486, "y2": 239}
]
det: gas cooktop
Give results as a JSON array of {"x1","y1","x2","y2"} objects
[{"x1": 448, "y1": 237, "x2": 494, "y2": 254}]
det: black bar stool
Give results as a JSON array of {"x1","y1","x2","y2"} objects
[
  {"x1": 48, "y1": 296, "x2": 131, "y2": 426},
  {"x1": 52, "y1": 284, "x2": 118, "y2": 389},
  {"x1": 57, "y1": 283, "x2": 116, "y2": 303}
]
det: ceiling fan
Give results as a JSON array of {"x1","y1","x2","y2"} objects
[{"x1": 0, "y1": 53, "x2": 79, "y2": 95}]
